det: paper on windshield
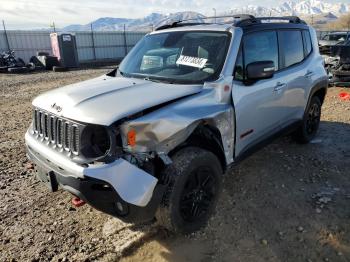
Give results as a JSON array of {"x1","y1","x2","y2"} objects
[{"x1": 176, "y1": 55, "x2": 208, "y2": 69}]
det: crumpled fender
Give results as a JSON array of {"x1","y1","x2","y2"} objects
[{"x1": 120, "y1": 88, "x2": 235, "y2": 164}]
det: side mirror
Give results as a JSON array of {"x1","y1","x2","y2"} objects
[{"x1": 246, "y1": 61, "x2": 275, "y2": 80}]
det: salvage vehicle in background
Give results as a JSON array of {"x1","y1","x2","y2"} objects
[
  {"x1": 319, "y1": 31, "x2": 350, "y2": 55},
  {"x1": 327, "y1": 41, "x2": 350, "y2": 86},
  {"x1": 25, "y1": 15, "x2": 328, "y2": 233}
]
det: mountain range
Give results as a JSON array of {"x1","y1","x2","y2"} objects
[{"x1": 63, "y1": 0, "x2": 349, "y2": 32}]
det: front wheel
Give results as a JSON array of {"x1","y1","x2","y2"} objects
[
  {"x1": 156, "y1": 147, "x2": 222, "y2": 234},
  {"x1": 293, "y1": 96, "x2": 322, "y2": 143}
]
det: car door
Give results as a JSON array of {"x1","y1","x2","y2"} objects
[
  {"x1": 276, "y1": 29, "x2": 310, "y2": 126},
  {"x1": 232, "y1": 30, "x2": 287, "y2": 157}
]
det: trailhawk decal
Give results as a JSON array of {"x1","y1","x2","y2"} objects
[{"x1": 176, "y1": 55, "x2": 208, "y2": 69}]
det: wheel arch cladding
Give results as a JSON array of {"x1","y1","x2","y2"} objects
[
  {"x1": 313, "y1": 87, "x2": 327, "y2": 105},
  {"x1": 170, "y1": 124, "x2": 227, "y2": 172}
]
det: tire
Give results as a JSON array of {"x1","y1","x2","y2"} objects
[
  {"x1": 0, "y1": 57, "x2": 5, "y2": 67},
  {"x1": 16, "y1": 58, "x2": 25, "y2": 67},
  {"x1": 30, "y1": 56, "x2": 44, "y2": 67},
  {"x1": 0, "y1": 67, "x2": 8, "y2": 73},
  {"x1": 156, "y1": 147, "x2": 222, "y2": 234},
  {"x1": 52, "y1": 66, "x2": 68, "y2": 72},
  {"x1": 37, "y1": 51, "x2": 49, "y2": 56},
  {"x1": 293, "y1": 96, "x2": 322, "y2": 144},
  {"x1": 26, "y1": 62, "x2": 36, "y2": 71},
  {"x1": 8, "y1": 67, "x2": 29, "y2": 73}
]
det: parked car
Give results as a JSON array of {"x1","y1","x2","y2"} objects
[
  {"x1": 25, "y1": 15, "x2": 328, "y2": 233},
  {"x1": 319, "y1": 31, "x2": 350, "y2": 55}
]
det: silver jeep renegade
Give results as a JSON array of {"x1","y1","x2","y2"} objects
[{"x1": 25, "y1": 15, "x2": 328, "y2": 233}]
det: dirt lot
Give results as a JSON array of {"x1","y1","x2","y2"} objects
[{"x1": 0, "y1": 69, "x2": 349, "y2": 262}]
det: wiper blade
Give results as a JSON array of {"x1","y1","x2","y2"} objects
[{"x1": 144, "y1": 77, "x2": 173, "y2": 84}]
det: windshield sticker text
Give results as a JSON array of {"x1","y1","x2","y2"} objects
[{"x1": 176, "y1": 55, "x2": 208, "y2": 69}]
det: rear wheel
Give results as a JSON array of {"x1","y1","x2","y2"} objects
[
  {"x1": 53, "y1": 66, "x2": 68, "y2": 72},
  {"x1": 293, "y1": 96, "x2": 321, "y2": 143},
  {"x1": 156, "y1": 147, "x2": 222, "y2": 234}
]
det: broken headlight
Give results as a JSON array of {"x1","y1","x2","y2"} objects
[{"x1": 80, "y1": 125, "x2": 111, "y2": 159}]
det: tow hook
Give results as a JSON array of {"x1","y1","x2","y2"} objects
[{"x1": 72, "y1": 197, "x2": 86, "y2": 207}]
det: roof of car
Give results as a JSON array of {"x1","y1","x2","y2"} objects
[
  {"x1": 152, "y1": 15, "x2": 309, "y2": 33},
  {"x1": 149, "y1": 24, "x2": 232, "y2": 34}
]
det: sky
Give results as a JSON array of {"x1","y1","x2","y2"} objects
[{"x1": 0, "y1": 0, "x2": 349, "y2": 29}]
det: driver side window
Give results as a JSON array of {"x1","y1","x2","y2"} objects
[{"x1": 234, "y1": 30, "x2": 279, "y2": 81}]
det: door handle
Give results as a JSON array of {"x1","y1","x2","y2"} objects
[
  {"x1": 305, "y1": 71, "x2": 314, "y2": 78},
  {"x1": 274, "y1": 82, "x2": 286, "y2": 91}
]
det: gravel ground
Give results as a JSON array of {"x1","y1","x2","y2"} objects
[{"x1": 0, "y1": 69, "x2": 349, "y2": 262}]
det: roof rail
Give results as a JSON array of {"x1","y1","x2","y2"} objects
[
  {"x1": 155, "y1": 14, "x2": 306, "y2": 31},
  {"x1": 255, "y1": 16, "x2": 306, "y2": 24},
  {"x1": 155, "y1": 22, "x2": 208, "y2": 31},
  {"x1": 155, "y1": 14, "x2": 257, "y2": 31}
]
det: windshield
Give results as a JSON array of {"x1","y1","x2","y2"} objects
[
  {"x1": 119, "y1": 31, "x2": 231, "y2": 84},
  {"x1": 322, "y1": 34, "x2": 347, "y2": 41}
]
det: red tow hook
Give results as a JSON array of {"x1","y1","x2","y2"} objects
[{"x1": 72, "y1": 197, "x2": 86, "y2": 207}]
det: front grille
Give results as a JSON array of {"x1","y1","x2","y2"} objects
[{"x1": 32, "y1": 108, "x2": 80, "y2": 155}]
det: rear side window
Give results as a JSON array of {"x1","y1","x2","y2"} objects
[
  {"x1": 303, "y1": 30, "x2": 312, "y2": 56},
  {"x1": 278, "y1": 30, "x2": 304, "y2": 68}
]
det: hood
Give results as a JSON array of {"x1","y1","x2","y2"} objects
[{"x1": 32, "y1": 75, "x2": 203, "y2": 126}]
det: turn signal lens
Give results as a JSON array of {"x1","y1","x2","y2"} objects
[{"x1": 127, "y1": 129, "x2": 136, "y2": 147}]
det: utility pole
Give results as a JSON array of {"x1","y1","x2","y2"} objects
[
  {"x1": 2, "y1": 20, "x2": 10, "y2": 51},
  {"x1": 311, "y1": 15, "x2": 314, "y2": 26},
  {"x1": 213, "y1": 8, "x2": 217, "y2": 23},
  {"x1": 90, "y1": 23, "x2": 96, "y2": 61},
  {"x1": 50, "y1": 22, "x2": 56, "y2": 33},
  {"x1": 123, "y1": 24, "x2": 128, "y2": 56}
]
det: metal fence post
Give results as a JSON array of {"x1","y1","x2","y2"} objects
[
  {"x1": 2, "y1": 20, "x2": 10, "y2": 51},
  {"x1": 91, "y1": 23, "x2": 96, "y2": 60},
  {"x1": 123, "y1": 24, "x2": 128, "y2": 56}
]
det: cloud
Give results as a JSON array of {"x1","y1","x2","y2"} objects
[{"x1": 0, "y1": 0, "x2": 349, "y2": 29}]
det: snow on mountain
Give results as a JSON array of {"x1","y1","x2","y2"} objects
[
  {"x1": 276, "y1": 0, "x2": 349, "y2": 15},
  {"x1": 63, "y1": 12, "x2": 204, "y2": 32},
  {"x1": 63, "y1": 1, "x2": 349, "y2": 32},
  {"x1": 227, "y1": 0, "x2": 349, "y2": 16},
  {"x1": 64, "y1": 17, "x2": 132, "y2": 31}
]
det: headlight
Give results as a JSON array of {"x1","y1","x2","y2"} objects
[{"x1": 80, "y1": 125, "x2": 111, "y2": 159}]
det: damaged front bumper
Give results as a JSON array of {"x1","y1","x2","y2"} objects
[{"x1": 25, "y1": 131, "x2": 165, "y2": 222}]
